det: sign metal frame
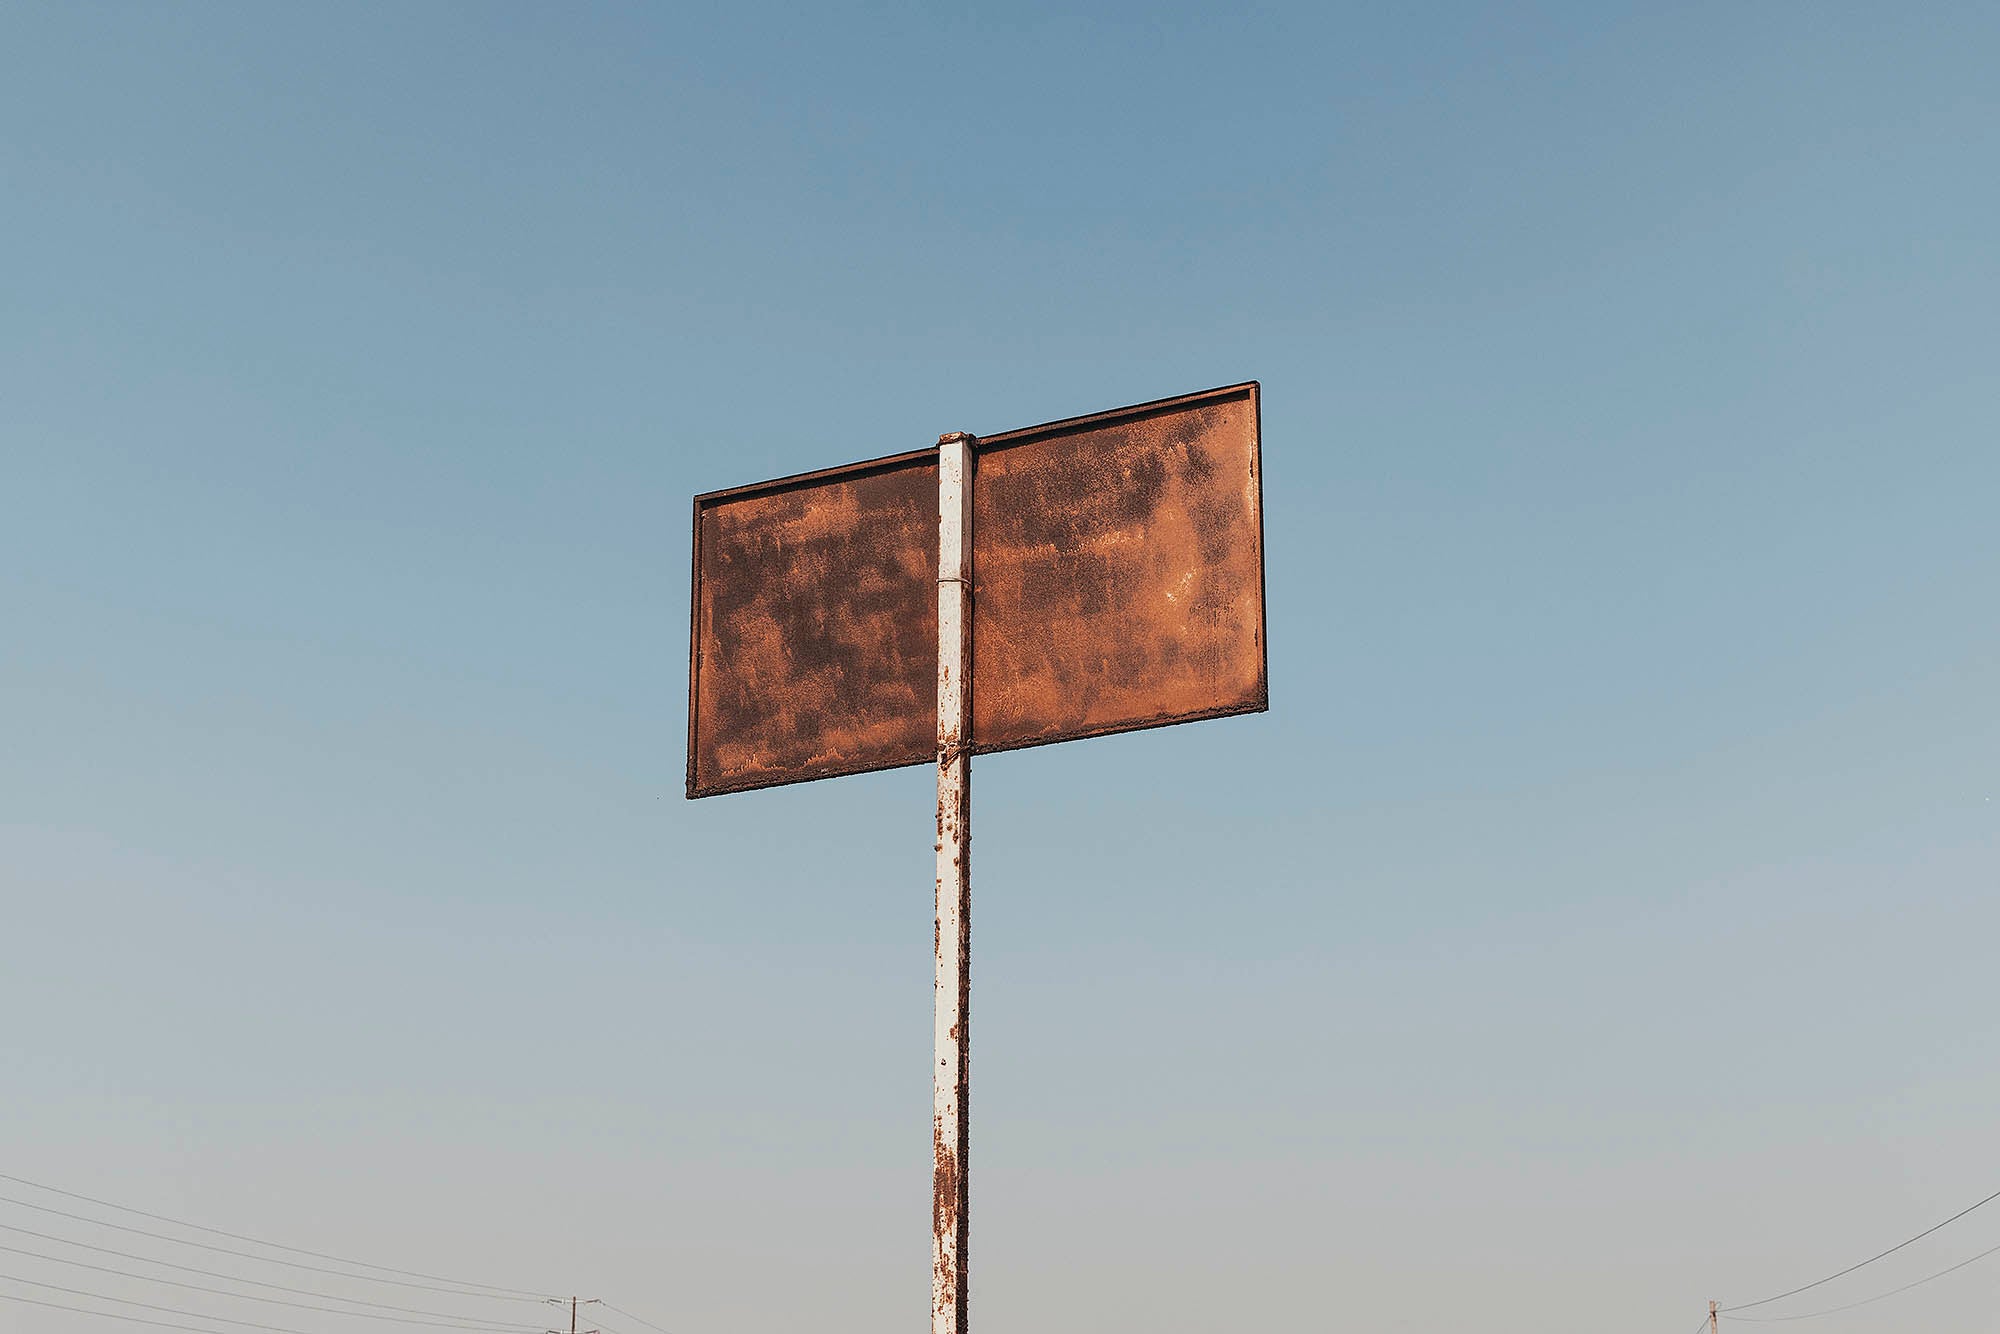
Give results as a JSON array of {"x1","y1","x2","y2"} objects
[{"x1": 686, "y1": 381, "x2": 1266, "y2": 799}]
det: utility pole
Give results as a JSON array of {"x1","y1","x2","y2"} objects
[
  {"x1": 1710, "y1": 1299, "x2": 1719, "y2": 1333},
  {"x1": 546, "y1": 1296, "x2": 599, "y2": 1334}
]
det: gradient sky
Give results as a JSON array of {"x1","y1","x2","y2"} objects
[{"x1": 3, "y1": 4, "x2": 1996, "y2": 1333}]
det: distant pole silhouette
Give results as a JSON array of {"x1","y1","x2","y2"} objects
[{"x1": 548, "y1": 1296, "x2": 599, "y2": 1334}]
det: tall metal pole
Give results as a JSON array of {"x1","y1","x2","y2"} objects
[{"x1": 933, "y1": 431, "x2": 975, "y2": 1334}]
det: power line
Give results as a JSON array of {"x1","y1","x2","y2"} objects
[
  {"x1": 1726, "y1": 1237, "x2": 2000, "y2": 1322},
  {"x1": 0, "y1": 1270, "x2": 381, "y2": 1334},
  {"x1": 1721, "y1": 1183, "x2": 2000, "y2": 1313},
  {"x1": 0, "y1": 1288, "x2": 241, "y2": 1334},
  {"x1": 0, "y1": 1219, "x2": 539, "y2": 1324},
  {"x1": 600, "y1": 1301, "x2": 671, "y2": 1334},
  {"x1": 0, "y1": 1193, "x2": 549, "y2": 1302},
  {"x1": 0, "y1": 1172, "x2": 657, "y2": 1334},
  {"x1": 0, "y1": 1239, "x2": 544, "y2": 1331},
  {"x1": 0, "y1": 1172, "x2": 550, "y2": 1301}
]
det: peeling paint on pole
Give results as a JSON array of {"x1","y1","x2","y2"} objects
[{"x1": 932, "y1": 432, "x2": 973, "y2": 1334}]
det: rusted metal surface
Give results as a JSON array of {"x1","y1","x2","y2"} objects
[
  {"x1": 687, "y1": 384, "x2": 1267, "y2": 1333},
  {"x1": 932, "y1": 433, "x2": 972, "y2": 1334},
  {"x1": 972, "y1": 383, "x2": 1266, "y2": 753},
  {"x1": 687, "y1": 449, "x2": 937, "y2": 798},
  {"x1": 686, "y1": 383, "x2": 1265, "y2": 797}
]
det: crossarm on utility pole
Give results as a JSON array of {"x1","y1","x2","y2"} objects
[{"x1": 933, "y1": 431, "x2": 974, "y2": 1334}]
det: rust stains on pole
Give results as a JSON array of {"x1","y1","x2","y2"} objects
[{"x1": 933, "y1": 431, "x2": 974, "y2": 1334}]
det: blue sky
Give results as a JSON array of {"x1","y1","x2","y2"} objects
[{"x1": 2, "y1": 4, "x2": 1996, "y2": 1332}]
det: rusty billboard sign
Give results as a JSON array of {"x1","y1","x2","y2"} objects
[
  {"x1": 687, "y1": 446, "x2": 939, "y2": 796},
  {"x1": 687, "y1": 379, "x2": 1268, "y2": 1334},
  {"x1": 686, "y1": 382, "x2": 1265, "y2": 798}
]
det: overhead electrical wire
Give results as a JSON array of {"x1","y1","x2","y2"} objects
[
  {"x1": 0, "y1": 1172, "x2": 553, "y2": 1300},
  {"x1": 0, "y1": 1193, "x2": 550, "y2": 1302},
  {"x1": 0, "y1": 1220, "x2": 540, "y2": 1325},
  {"x1": 601, "y1": 1300, "x2": 673, "y2": 1333},
  {"x1": 0, "y1": 1239, "x2": 544, "y2": 1331},
  {"x1": 1726, "y1": 1237, "x2": 2000, "y2": 1322},
  {"x1": 0, "y1": 1172, "x2": 673, "y2": 1334},
  {"x1": 0, "y1": 1288, "x2": 242, "y2": 1334},
  {"x1": 1720, "y1": 1183, "x2": 2000, "y2": 1313},
  {"x1": 0, "y1": 1270, "x2": 394, "y2": 1334}
]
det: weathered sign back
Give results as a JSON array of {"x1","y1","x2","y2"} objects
[
  {"x1": 688, "y1": 380, "x2": 1268, "y2": 1334},
  {"x1": 687, "y1": 447, "x2": 938, "y2": 795},
  {"x1": 687, "y1": 382, "x2": 1265, "y2": 797}
]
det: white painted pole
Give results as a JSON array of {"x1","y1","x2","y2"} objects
[{"x1": 933, "y1": 431, "x2": 975, "y2": 1334}]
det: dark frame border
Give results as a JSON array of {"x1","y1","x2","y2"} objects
[{"x1": 687, "y1": 381, "x2": 1265, "y2": 798}]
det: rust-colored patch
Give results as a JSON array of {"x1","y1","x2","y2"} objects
[
  {"x1": 687, "y1": 384, "x2": 1266, "y2": 797},
  {"x1": 688, "y1": 451, "x2": 937, "y2": 797},
  {"x1": 972, "y1": 386, "x2": 1265, "y2": 751},
  {"x1": 933, "y1": 1125, "x2": 959, "y2": 1240}
]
